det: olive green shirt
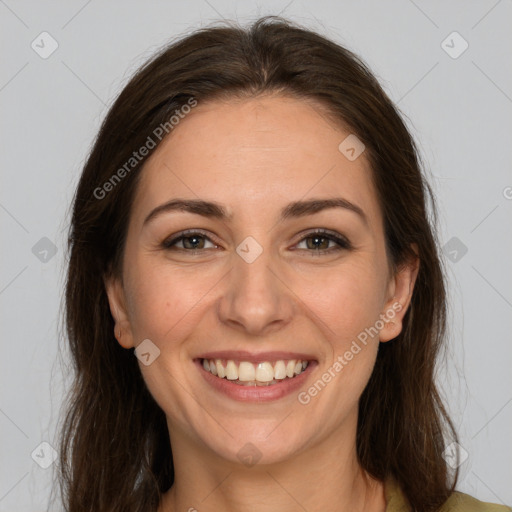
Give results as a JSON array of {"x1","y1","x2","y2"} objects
[{"x1": 384, "y1": 476, "x2": 512, "y2": 511}]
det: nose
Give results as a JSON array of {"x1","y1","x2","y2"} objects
[{"x1": 217, "y1": 244, "x2": 295, "y2": 336}]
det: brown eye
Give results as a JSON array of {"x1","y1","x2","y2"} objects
[
  {"x1": 162, "y1": 231, "x2": 217, "y2": 251},
  {"x1": 295, "y1": 230, "x2": 351, "y2": 254}
]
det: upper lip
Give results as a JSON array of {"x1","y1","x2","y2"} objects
[{"x1": 196, "y1": 350, "x2": 317, "y2": 363}]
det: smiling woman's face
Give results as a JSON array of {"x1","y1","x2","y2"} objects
[{"x1": 105, "y1": 94, "x2": 416, "y2": 467}]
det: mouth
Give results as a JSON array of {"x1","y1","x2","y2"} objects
[
  {"x1": 200, "y1": 357, "x2": 310, "y2": 386},
  {"x1": 194, "y1": 351, "x2": 317, "y2": 402}
]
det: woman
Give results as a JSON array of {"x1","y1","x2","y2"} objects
[{"x1": 57, "y1": 16, "x2": 510, "y2": 512}]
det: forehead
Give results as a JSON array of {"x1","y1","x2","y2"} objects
[{"x1": 130, "y1": 94, "x2": 382, "y2": 229}]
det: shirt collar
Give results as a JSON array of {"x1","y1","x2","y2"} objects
[{"x1": 384, "y1": 474, "x2": 410, "y2": 512}]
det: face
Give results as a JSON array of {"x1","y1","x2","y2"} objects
[{"x1": 105, "y1": 94, "x2": 417, "y2": 466}]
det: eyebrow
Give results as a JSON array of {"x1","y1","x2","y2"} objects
[{"x1": 143, "y1": 197, "x2": 368, "y2": 227}]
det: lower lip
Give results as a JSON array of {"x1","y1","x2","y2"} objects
[{"x1": 195, "y1": 359, "x2": 317, "y2": 402}]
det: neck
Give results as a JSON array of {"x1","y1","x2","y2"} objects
[{"x1": 158, "y1": 414, "x2": 386, "y2": 512}]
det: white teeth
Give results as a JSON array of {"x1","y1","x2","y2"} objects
[
  {"x1": 274, "y1": 360, "x2": 287, "y2": 380},
  {"x1": 238, "y1": 361, "x2": 255, "y2": 382},
  {"x1": 201, "y1": 358, "x2": 310, "y2": 385},
  {"x1": 286, "y1": 360, "x2": 296, "y2": 378},
  {"x1": 225, "y1": 360, "x2": 238, "y2": 380},
  {"x1": 215, "y1": 359, "x2": 225, "y2": 378},
  {"x1": 255, "y1": 362, "x2": 274, "y2": 382}
]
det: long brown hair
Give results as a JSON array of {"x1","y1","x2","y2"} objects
[{"x1": 56, "y1": 15, "x2": 459, "y2": 511}]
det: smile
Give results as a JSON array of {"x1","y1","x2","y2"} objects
[
  {"x1": 195, "y1": 351, "x2": 317, "y2": 402},
  {"x1": 201, "y1": 358, "x2": 309, "y2": 386}
]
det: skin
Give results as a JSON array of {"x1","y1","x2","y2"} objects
[{"x1": 105, "y1": 94, "x2": 418, "y2": 512}]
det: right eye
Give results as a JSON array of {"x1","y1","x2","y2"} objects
[{"x1": 161, "y1": 230, "x2": 219, "y2": 252}]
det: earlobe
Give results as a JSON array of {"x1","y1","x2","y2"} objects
[
  {"x1": 103, "y1": 274, "x2": 135, "y2": 349},
  {"x1": 379, "y1": 250, "x2": 419, "y2": 343},
  {"x1": 113, "y1": 319, "x2": 134, "y2": 349}
]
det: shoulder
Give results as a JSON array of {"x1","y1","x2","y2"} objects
[
  {"x1": 384, "y1": 475, "x2": 511, "y2": 512},
  {"x1": 440, "y1": 491, "x2": 511, "y2": 512}
]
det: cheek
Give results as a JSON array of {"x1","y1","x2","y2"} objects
[
  {"x1": 123, "y1": 256, "x2": 216, "y2": 346},
  {"x1": 299, "y1": 267, "x2": 384, "y2": 415},
  {"x1": 296, "y1": 259, "x2": 387, "y2": 344}
]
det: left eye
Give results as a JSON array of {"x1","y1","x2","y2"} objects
[{"x1": 295, "y1": 231, "x2": 351, "y2": 252}]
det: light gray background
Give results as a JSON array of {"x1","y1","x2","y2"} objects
[{"x1": 1, "y1": 1, "x2": 511, "y2": 510}]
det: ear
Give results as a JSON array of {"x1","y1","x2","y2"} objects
[
  {"x1": 103, "y1": 273, "x2": 135, "y2": 349},
  {"x1": 379, "y1": 246, "x2": 419, "y2": 342}
]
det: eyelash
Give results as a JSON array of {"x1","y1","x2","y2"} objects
[{"x1": 161, "y1": 229, "x2": 352, "y2": 255}]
